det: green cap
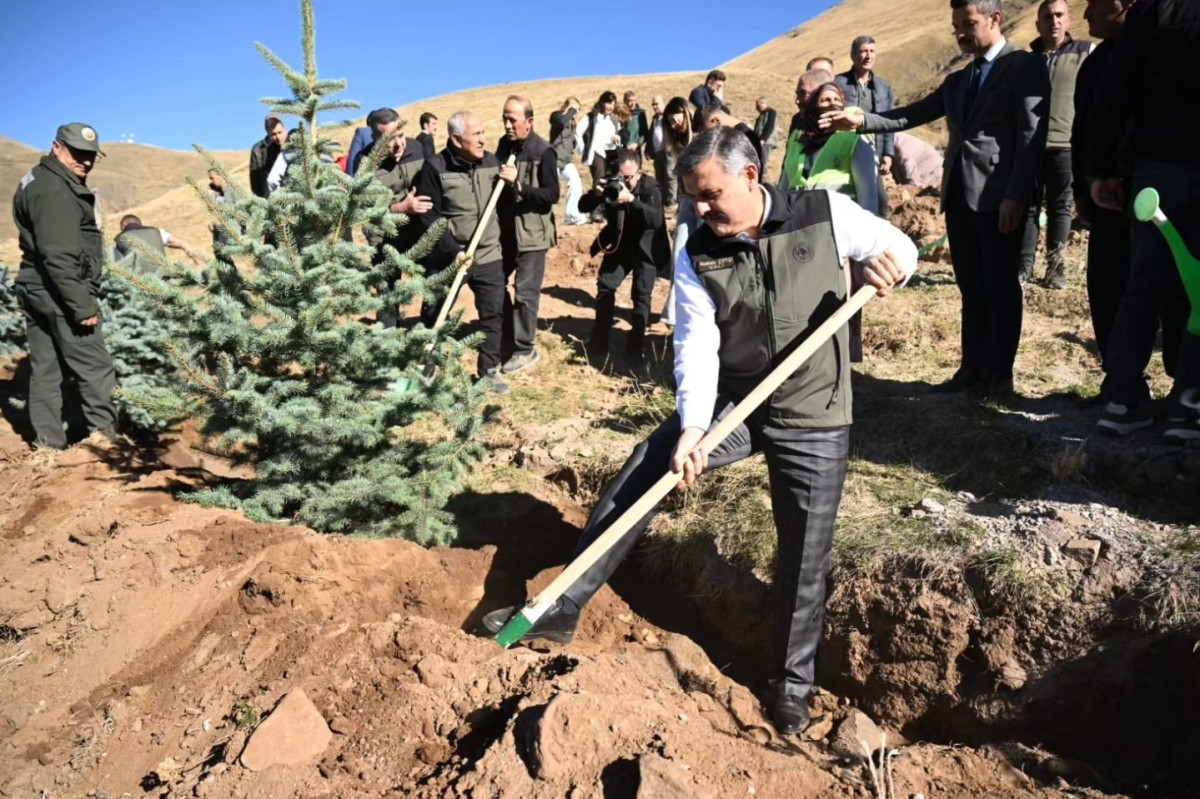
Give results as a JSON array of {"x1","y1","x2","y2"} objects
[{"x1": 55, "y1": 122, "x2": 106, "y2": 156}]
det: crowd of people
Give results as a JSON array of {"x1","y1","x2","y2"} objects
[{"x1": 8, "y1": 0, "x2": 1196, "y2": 742}]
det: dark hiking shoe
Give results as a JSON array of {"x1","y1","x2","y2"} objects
[
  {"x1": 1046, "y1": 263, "x2": 1068, "y2": 290},
  {"x1": 1095, "y1": 403, "x2": 1153, "y2": 437},
  {"x1": 1018, "y1": 262, "x2": 1035, "y2": 285},
  {"x1": 482, "y1": 369, "x2": 511, "y2": 396},
  {"x1": 480, "y1": 604, "x2": 579, "y2": 645},
  {"x1": 502, "y1": 350, "x2": 541, "y2": 374},
  {"x1": 968, "y1": 375, "x2": 1015, "y2": 401},
  {"x1": 1164, "y1": 417, "x2": 1200, "y2": 446},
  {"x1": 768, "y1": 694, "x2": 811, "y2": 736}
]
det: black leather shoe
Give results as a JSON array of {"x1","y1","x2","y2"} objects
[
  {"x1": 929, "y1": 369, "x2": 981, "y2": 394},
  {"x1": 968, "y1": 374, "x2": 1015, "y2": 401},
  {"x1": 480, "y1": 603, "x2": 579, "y2": 645},
  {"x1": 769, "y1": 694, "x2": 810, "y2": 736}
]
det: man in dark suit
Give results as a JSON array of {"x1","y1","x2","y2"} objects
[
  {"x1": 836, "y1": 35, "x2": 897, "y2": 217},
  {"x1": 689, "y1": 69, "x2": 726, "y2": 133},
  {"x1": 822, "y1": 0, "x2": 1050, "y2": 399}
]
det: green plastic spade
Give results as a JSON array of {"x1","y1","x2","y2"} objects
[{"x1": 1134, "y1": 187, "x2": 1200, "y2": 335}]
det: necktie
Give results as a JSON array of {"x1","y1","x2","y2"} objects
[{"x1": 964, "y1": 57, "x2": 986, "y2": 112}]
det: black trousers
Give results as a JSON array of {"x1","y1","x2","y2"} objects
[
  {"x1": 1102, "y1": 159, "x2": 1199, "y2": 408},
  {"x1": 592, "y1": 254, "x2": 657, "y2": 353},
  {"x1": 501, "y1": 248, "x2": 547, "y2": 357},
  {"x1": 421, "y1": 259, "x2": 506, "y2": 375},
  {"x1": 1085, "y1": 206, "x2": 1132, "y2": 370},
  {"x1": 561, "y1": 400, "x2": 850, "y2": 701},
  {"x1": 1020, "y1": 148, "x2": 1074, "y2": 274},
  {"x1": 944, "y1": 197, "x2": 1028, "y2": 380},
  {"x1": 16, "y1": 285, "x2": 116, "y2": 449},
  {"x1": 875, "y1": 172, "x2": 889, "y2": 219}
]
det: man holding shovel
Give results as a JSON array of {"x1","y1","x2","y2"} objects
[
  {"x1": 413, "y1": 110, "x2": 510, "y2": 394},
  {"x1": 483, "y1": 127, "x2": 917, "y2": 736}
]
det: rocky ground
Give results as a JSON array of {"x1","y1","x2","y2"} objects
[{"x1": 1, "y1": 188, "x2": 1196, "y2": 799}]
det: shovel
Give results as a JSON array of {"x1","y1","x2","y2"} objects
[
  {"x1": 1134, "y1": 187, "x2": 1200, "y2": 335},
  {"x1": 391, "y1": 153, "x2": 517, "y2": 393},
  {"x1": 493, "y1": 283, "x2": 879, "y2": 647}
]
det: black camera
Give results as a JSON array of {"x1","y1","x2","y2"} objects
[{"x1": 602, "y1": 174, "x2": 627, "y2": 205}]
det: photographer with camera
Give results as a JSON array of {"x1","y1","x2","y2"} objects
[{"x1": 579, "y1": 150, "x2": 670, "y2": 365}]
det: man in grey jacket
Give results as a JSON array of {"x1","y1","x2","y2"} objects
[
  {"x1": 836, "y1": 35, "x2": 896, "y2": 217},
  {"x1": 822, "y1": 0, "x2": 1050, "y2": 399}
]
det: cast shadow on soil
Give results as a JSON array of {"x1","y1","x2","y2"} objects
[
  {"x1": 447, "y1": 489, "x2": 582, "y2": 632},
  {"x1": 540, "y1": 285, "x2": 596, "y2": 310}
]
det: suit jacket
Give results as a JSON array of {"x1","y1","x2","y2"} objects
[
  {"x1": 835, "y1": 70, "x2": 896, "y2": 158},
  {"x1": 861, "y1": 42, "x2": 1049, "y2": 213}
]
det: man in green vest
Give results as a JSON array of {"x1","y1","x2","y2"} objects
[
  {"x1": 482, "y1": 127, "x2": 917, "y2": 736},
  {"x1": 12, "y1": 123, "x2": 117, "y2": 449},
  {"x1": 113, "y1": 215, "x2": 204, "y2": 274},
  {"x1": 497, "y1": 96, "x2": 559, "y2": 374},
  {"x1": 412, "y1": 110, "x2": 509, "y2": 394},
  {"x1": 1020, "y1": 0, "x2": 1093, "y2": 288}
]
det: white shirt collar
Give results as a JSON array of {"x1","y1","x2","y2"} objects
[{"x1": 981, "y1": 37, "x2": 1007, "y2": 63}]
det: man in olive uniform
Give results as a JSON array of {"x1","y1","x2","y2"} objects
[
  {"x1": 496, "y1": 96, "x2": 559, "y2": 374},
  {"x1": 12, "y1": 123, "x2": 117, "y2": 449},
  {"x1": 482, "y1": 127, "x2": 916, "y2": 737},
  {"x1": 412, "y1": 110, "x2": 509, "y2": 394},
  {"x1": 113, "y1": 214, "x2": 204, "y2": 273}
]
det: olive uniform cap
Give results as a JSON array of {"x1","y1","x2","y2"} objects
[{"x1": 55, "y1": 122, "x2": 106, "y2": 156}]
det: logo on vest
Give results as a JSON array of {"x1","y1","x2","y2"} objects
[
  {"x1": 792, "y1": 242, "x2": 814, "y2": 263},
  {"x1": 694, "y1": 256, "x2": 736, "y2": 274}
]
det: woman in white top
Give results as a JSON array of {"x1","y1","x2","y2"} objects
[{"x1": 576, "y1": 91, "x2": 621, "y2": 196}]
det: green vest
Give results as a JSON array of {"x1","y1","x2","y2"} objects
[
  {"x1": 370, "y1": 152, "x2": 426, "y2": 248},
  {"x1": 784, "y1": 129, "x2": 862, "y2": 200},
  {"x1": 114, "y1": 226, "x2": 167, "y2": 275},
  {"x1": 498, "y1": 132, "x2": 557, "y2": 254},
  {"x1": 438, "y1": 154, "x2": 503, "y2": 265},
  {"x1": 686, "y1": 188, "x2": 850, "y2": 427},
  {"x1": 1033, "y1": 36, "x2": 1093, "y2": 149}
]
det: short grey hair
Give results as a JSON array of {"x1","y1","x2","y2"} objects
[
  {"x1": 447, "y1": 111, "x2": 470, "y2": 139},
  {"x1": 951, "y1": 0, "x2": 1002, "y2": 14},
  {"x1": 800, "y1": 68, "x2": 834, "y2": 89},
  {"x1": 851, "y1": 35, "x2": 875, "y2": 54},
  {"x1": 677, "y1": 126, "x2": 760, "y2": 180}
]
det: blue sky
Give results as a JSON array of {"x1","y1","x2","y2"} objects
[{"x1": 0, "y1": 0, "x2": 835, "y2": 152}]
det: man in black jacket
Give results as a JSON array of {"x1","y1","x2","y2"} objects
[
  {"x1": 753, "y1": 98, "x2": 778, "y2": 175},
  {"x1": 689, "y1": 69, "x2": 726, "y2": 132},
  {"x1": 12, "y1": 123, "x2": 117, "y2": 449},
  {"x1": 412, "y1": 110, "x2": 510, "y2": 394},
  {"x1": 416, "y1": 112, "x2": 438, "y2": 160},
  {"x1": 579, "y1": 150, "x2": 670, "y2": 364},
  {"x1": 1072, "y1": 0, "x2": 1134, "y2": 375},
  {"x1": 1088, "y1": 0, "x2": 1200, "y2": 442},
  {"x1": 249, "y1": 114, "x2": 286, "y2": 198},
  {"x1": 497, "y1": 96, "x2": 560, "y2": 374}
]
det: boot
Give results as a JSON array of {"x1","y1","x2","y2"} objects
[{"x1": 1045, "y1": 246, "x2": 1068, "y2": 290}]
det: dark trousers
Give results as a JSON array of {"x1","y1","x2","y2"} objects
[
  {"x1": 876, "y1": 172, "x2": 889, "y2": 219},
  {"x1": 654, "y1": 151, "x2": 678, "y2": 207},
  {"x1": 944, "y1": 198, "x2": 1027, "y2": 380},
  {"x1": 16, "y1": 285, "x2": 116, "y2": 449},
  {"x1": 561, "y1": 400, "x2": 850, "y2": 701},
  {"x1": 420, "y1": 259, "x2": 506, "y2": 375},
  {"x1": 1020, "y1": 148, "x2": 1074, "y2": 274},
  {"x1": 1085, "y1": 206, "x2": 1132, "y2": 370},
  {"x1": 592, "y1": 254, "x2": 656, "y2": 354},
  {"x1": 1102, "y1": 159, "x2": 1200, "y2": 408},
  {"x1": 501, "y1": 248, "x2": 547, "y2": 357}
]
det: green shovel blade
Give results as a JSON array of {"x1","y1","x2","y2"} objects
[{"x1": 493, "y1": 611, "x2": 535, "y2": 649}]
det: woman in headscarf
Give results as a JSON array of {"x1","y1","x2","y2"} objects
[{"x1": 780, "y1": 82, "x2": 878, "y2": 214}]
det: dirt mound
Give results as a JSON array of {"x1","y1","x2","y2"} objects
[
  {"x1": 0, "y1": 415, "x2": 1112, "y2": 799},
  {"x1": 888, "y1": 183, "x2": 948, "y2": 263}
]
